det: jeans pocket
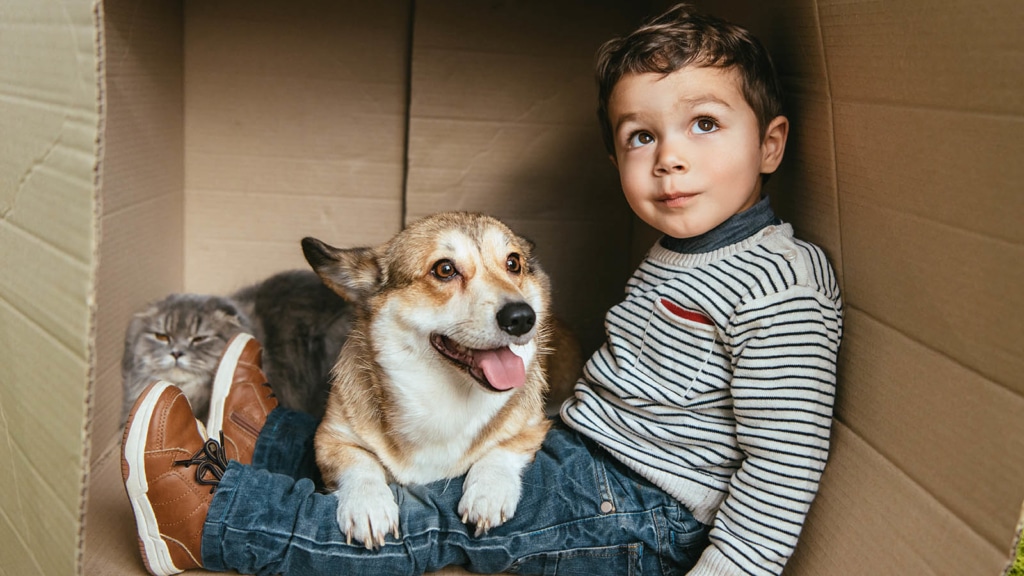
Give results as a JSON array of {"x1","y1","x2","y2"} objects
[
  {"x1": 662, "y1": 510, "x2": 710, "y2": 575},
  {"x1": 510, "y1": 543, "x2": 643, "y2": 576}
]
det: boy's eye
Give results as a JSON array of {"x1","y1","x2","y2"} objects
[
  {"x1": 627, "y1": 131, "x2": 654, "y2": 148},
  {"x1": 692, "y1": 117, "x2": 719, "y2": 134}
]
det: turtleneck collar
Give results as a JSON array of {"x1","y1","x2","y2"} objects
[{"x1": 659, "y1": 195, "x2": 781, "y2": 255}]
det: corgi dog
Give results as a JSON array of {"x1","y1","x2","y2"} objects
[{"x1": 302, "y1": 212, "x2": 561, "y2": 550}]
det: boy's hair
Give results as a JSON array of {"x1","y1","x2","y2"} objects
[{"x1": 596, "y1": 3, "x2": 784, "y2": 156}]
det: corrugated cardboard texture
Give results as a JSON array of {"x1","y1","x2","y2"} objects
[
  {"x1": 839, "y1": 309, "x2": 1024, "y2": 549},
  {"x1": 183, "y1": 0, "x2": 412, "y2": 295},
  {"x1": 787, "y1": 422, "x2": 1005, "y2": 573},
  {"x1": 405, "y1": 0, "x2": 646, "y2": 355},
  {"x1": 0, "y1": 0, "x2": 100, "y2": 574},
  {"x1": 91, "y1": 0, "x2": 185, "y2": 459},
  {"x1": 822, "y1": 0, "x2": 1024, "y2": 568}
]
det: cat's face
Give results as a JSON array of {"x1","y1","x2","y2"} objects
[{"x1": 125, "y1": 294, "x2": 249, "y2": 384}]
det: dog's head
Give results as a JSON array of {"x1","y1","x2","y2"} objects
[{"x1": 303, "y1": 212, "x2": 551, "y2": 394}]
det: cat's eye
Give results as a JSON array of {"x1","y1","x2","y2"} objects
[
  {"x1": 431, "y1": 259, "x2": 458, "y2": 281},
  {"x1": 191, "y1": 335, "x2": 209, "y2": 345},
  {"x1": 153, "y1": 333, "x2": 169, "y2": 343}
]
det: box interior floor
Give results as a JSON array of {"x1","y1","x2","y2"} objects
[{"x1": 1, "y1": 0, "x2": 1021, "y2": 574}]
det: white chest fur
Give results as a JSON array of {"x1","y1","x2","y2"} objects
[{"x1": 380, "y1": 356, "x2": 512, "y2": 483}]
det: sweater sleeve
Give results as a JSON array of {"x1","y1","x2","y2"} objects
[{"x1": 688, "y1": 286, "x2": 842, "y2": 576}]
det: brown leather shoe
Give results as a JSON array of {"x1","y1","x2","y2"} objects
[
  {"x1": 206, "y1": 333, "x2": 278, "y2": 464},
  {"x1": 122, "y1": 381, "x2": 225, "y2": 575}
]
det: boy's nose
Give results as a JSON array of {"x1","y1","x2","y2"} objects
[{"x1": 654, "y1": 144, "x2": 688, "y2": 175}]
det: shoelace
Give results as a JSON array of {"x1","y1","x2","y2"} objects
[{"x1": 174, "y1": 432, "x2": 229, "y2": 493}]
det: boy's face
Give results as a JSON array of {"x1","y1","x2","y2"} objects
[{"x1": 607, "y1": 66, "x2": 787, "y2": 239}]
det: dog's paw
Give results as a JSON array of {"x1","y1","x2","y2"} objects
[
  {"x1": 458, "y1": 459, "x2": 524, "y2": 537},
  {"x1": 334, "y1": 478, "x2": 400, "y2": 550}
]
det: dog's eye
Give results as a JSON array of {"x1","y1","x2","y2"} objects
[
  {"x1": 432, "y1": 259, "x2": 458, "y2": 280},
  {"x1": 506, "y1": 253, "x2": 522, "y2": 274}
]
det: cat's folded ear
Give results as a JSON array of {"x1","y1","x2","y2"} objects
[
  {"x1": 302, "y1": 237, "x2": 381, "y2": 303},
  {"x1": 210, "y1": 297, "x2": 251, "y2": 331},
  {"x1": 124, "y1": 309, "x2": 149, "y2": 347}
]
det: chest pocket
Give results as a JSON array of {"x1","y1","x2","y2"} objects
[{"x1": 635, "y1": 298, "x2": 721, "y2": 400}]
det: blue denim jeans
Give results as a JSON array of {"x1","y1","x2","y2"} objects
[{"x1": 202, "y1": 408, "x2": 710, "y2": 575}]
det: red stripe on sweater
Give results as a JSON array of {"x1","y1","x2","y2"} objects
[{"x1": 660, "y1": 298, "x2": 714, "y2": 325}]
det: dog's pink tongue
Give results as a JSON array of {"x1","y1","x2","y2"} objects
[{"x1": 475, "y1": 347, "x2": 525, "y2": 391}]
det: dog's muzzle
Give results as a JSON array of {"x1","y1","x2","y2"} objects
[{"x1": 430, "y1": 333, "x2": 528, "y2": 393}]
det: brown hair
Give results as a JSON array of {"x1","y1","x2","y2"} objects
[{"x1": 596, "y1": 3, "x2": 784, "y2": 155}]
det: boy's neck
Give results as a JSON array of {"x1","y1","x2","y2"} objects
[{"x1": 660, "y1": 196, "x2": 781, "y2": 255}]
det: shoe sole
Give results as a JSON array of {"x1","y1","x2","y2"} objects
[
  {"x1": 121, "y1": 381, "x2": 194, "y2": 576},
  {"x1": 206, "y1": 332, "x2": 254, "y2": 443}
]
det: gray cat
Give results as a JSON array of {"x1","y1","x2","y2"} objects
[
  {"x1": 121, "y1": 269, "x2": 353, "y2": 425},
  {"x1": 120, "y1": 294, "x2": 250, "y2": 425},
  {"x1": 231, "y1": 269, "x2": 354, "y2": 419}
]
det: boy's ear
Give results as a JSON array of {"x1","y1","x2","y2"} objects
[{"x1": 759, "y1": 115, "x2": 789, "y2": 175}]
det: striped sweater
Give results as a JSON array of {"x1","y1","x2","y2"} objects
[{"x1": 561, "y1": 222, "x2": 843, "y2": 576}]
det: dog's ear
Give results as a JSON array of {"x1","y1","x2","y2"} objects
[{"x1": 301, "y1": 237, "x2": 382, "y2": 303}]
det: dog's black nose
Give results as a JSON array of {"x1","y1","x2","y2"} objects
[{"x1": 497, "y1": 302, "x2": 536, "y2": 336}]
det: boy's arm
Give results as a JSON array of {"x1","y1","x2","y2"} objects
[{"x1": 690, "y1": 286, "x2": 842, "y2": 576}]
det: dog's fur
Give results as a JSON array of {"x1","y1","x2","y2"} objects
[{"x1": 302, "y1": 212, "x2": 559, "y2": 549}]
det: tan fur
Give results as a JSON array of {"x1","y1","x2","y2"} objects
[
  {"x1": 541, "y1": 317, "x2": 584, "y2": 410},
  {"x1": 302, "y1": 212, "x2": 560, "y2": 547}
]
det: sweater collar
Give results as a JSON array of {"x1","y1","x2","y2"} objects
[{"x1": 659, "y1": 195, "x2": 780, "y2": 255}]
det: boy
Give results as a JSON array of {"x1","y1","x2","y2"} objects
[{"x1": 122, "y1": 4, "x2": 842, "y2": 575}]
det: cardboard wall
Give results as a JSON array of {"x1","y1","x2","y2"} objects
[
  {"x1": 0, "y1": 1, "x2": 100, "y2": 573},
  {"x1": 809, "y1": 1, "x2": 1022, "y2": 570},
  {"x1": 183, "y1": 1, "x2": 412, "y2": 296},
  {"x1": 0, "y1": 0, "x2": 1021, "y2": 575},
  {"x1": 90, "y1": 0, "x2": 186, "y2": 464}
]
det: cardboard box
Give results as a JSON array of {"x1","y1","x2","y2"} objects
[{"x1": 0, "y1": 0, "x2": 1020, "y2": 574}]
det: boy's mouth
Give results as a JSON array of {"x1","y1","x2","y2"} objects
[{"x1": 659, "y1": 192, "x2": 699, "y2": 208}]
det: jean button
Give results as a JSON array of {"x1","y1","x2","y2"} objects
[{"x1": 600, "y1": 501, "x2": 615, "y2": 513}]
